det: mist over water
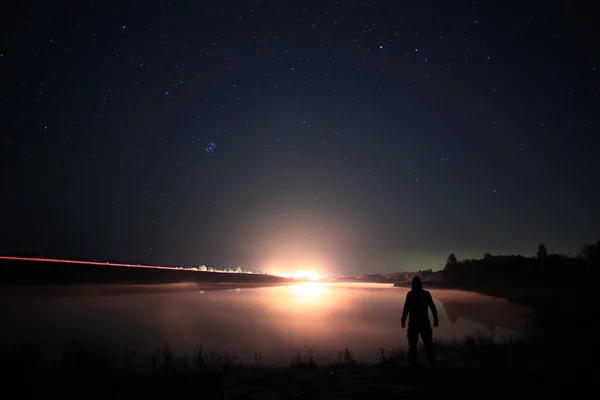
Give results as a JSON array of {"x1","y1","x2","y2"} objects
[{"x1": 0, "y1": 283, "x2": 528, "y2": 364}]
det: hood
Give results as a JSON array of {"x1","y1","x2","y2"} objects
[{"x1": 411, "y1": 276, "x2": 423, "y2": 290}]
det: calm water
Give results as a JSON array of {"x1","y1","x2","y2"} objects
[{"x1": 0, "y1": 282, "x2": 529, "y2": 364}]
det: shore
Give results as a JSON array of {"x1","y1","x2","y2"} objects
[
  {"x1": 0, "y1": 258, "x2": 291, "y2": 286},
  {"x1": 2, "y1": 330, "x2": 584, "y2": 398}
]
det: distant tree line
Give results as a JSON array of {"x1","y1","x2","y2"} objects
[
  {"x1": 176, "y1": 265, "x2": 264, "y2": 274},
  {"x1": 442, "y1": 239, "x2": 599, "y2": 289},
  {"x1": 1, "y1": 252, "x2": 266, "y2": 274}
]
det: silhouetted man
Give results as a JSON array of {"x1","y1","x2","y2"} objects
[{"x1": 401, "y1": 276, "x2": 439, "y2": 366}]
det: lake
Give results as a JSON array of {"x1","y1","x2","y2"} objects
[{"x1": 0, "y1": 282, "x2": 529, "y2": 365}]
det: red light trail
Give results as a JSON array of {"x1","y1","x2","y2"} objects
[{"x1": 0, "y1": 256, "x2": 179, "y2": 270}]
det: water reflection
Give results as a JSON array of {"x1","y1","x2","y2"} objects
[
  {"x1": 432, "y1": 289, "x2": 529, "y2": 332},
  {"x1": 0, "y1": 283, "x2": 528, "y2": 364},
  {"x1": 289, "y1": 283, "x2": 329, "y2": 304}
]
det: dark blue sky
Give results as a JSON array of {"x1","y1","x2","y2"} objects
[{"x1": 1, "y1": 0, "x2": 598, "y2": 273}]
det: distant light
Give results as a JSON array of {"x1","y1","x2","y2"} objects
[
  {"x1": 273, "y1": 269, "x2": 323, "y2": 281},
  {"x1": 122, "y1": 25, "x2": 126, "y2": 29},
  {"x1": 414, "y1": 48, "x2": 418, "y2": 52}
]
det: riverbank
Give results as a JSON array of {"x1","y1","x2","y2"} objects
[
  {"x1": 0, "y1": 258, "x2": 290, "y2": 286},
  {"x1": 1, "y1": 331, "x2": 584, "y2": 398}
]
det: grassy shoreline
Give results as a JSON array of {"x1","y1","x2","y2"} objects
[{"x1": 1, "y1": 331, "x2": 580, "y2": 398}]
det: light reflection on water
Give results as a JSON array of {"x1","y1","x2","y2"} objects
[{"x1": 0, "y1": 282, "x2": 528, "y2": 364}]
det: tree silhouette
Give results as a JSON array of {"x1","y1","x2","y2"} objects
[
  {"x1": 440, "y1": 242, "x2": 589, "y2": 288},
  {"x1": 445, "y1": 253, "x2": 457, "y2": 269},
  {"x1": 537, "y1": 243, "x2": 548, "y2": 259},
  {"x1": 582, "y1": 239, "x2": 600, "y2": 274},
  {"x1": 536, "y1": 243, "x2": 548, "y2": 271},
  {"x1": 582, "y1": 240, "x2": 598, "y2": 260}
]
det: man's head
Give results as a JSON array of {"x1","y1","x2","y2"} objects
[{"x1": 411, "y1": 276, "x2": 423, "y2": 290}]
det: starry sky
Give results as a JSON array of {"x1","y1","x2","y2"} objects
[{"x1": 1, "y1": 0, "x2": 598, "y2": 274}]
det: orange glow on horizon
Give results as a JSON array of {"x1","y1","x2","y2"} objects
[{"x1": 271, "y1": 269, "x2": 324, "y2": 280}]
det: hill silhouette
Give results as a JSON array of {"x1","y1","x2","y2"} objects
[{"x1": 0, "y1": 258, "x2": 289, "y2": 286}]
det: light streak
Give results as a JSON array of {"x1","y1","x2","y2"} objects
[{"x1": 0, "y1": 256, "x2": 187, "y2": 271}]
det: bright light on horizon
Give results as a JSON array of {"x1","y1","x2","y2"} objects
[{"x1": 271, "y1": 269, "x2": 324, "y2": 280}]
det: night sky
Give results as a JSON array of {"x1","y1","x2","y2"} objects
[{"x1": 1, "y1": 0, "x2": 598, "y2": 274}]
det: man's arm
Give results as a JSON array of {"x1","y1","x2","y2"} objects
[
  {"x1": 401, "y1": 292, "x2": 411, "y2": 326},
  {"x1": 427, "y1": 291, "x2": 439, "y2": 325}
]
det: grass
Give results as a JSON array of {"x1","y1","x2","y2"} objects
[
  {"x1": 2, "y1": 330, "x2": 526, "y2": 370},
  {"x1": 0, "y1": 330, "x2": 584, "y2": 398}
]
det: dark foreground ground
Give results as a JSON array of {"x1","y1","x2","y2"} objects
[
  {"x1": 2, "y1": 334, "x2": 589, "y2": 398},
  {"x1": 2, "y1": 286, "x2": 594, "y2": 398},
  {"x1": 4, "y1": 361, "x2": 587, "y2": 399}
]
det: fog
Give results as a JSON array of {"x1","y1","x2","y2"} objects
[{"x1": 0, "y1": 282, "x2": 528, "y2": 364}]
